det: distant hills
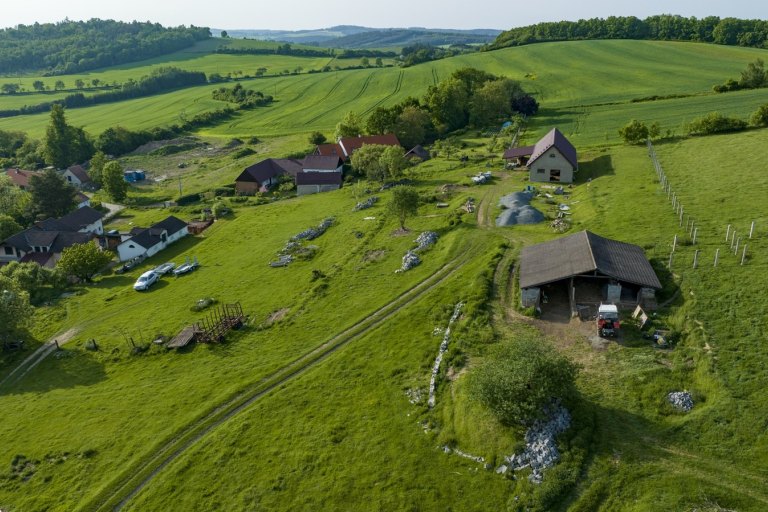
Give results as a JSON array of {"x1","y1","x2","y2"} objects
[{"x1": 216, "y1": 26, "x2": 501, "y2": 48}]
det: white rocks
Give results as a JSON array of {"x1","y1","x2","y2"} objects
[
  {"x1": 291, "y1": 217, "x2": 335, "y2": 241},
  {"x1": 667, "y1": 391, "x2": 694, "y2": 412},
  {"x1": 499, "y1": 402, "x2": 571, "y2": 484},
  {"x1": 442, "y1": 446, "x2": 485, "y2": 464},
  {"x1": 415, "y1": 231, "x2": 439, "y2": 250},
  {"x1": 396, "y1": 251, "x2": 421, "y2": 273},
  {"x1": 395, "y1": 232, "x2": 439, "y2": 273},
  {"x1": 272, "y1": 218, "x2": 335, "y2": 267},
  {"x1": 354, "y1": 196, "x2": 379, "y2": 211},
  {"x1": 427, "y1": 303, "x2": 463, "y2": 408},
  {"x1": 405, "y1": 388, "x2": 425, "y2": 404}
]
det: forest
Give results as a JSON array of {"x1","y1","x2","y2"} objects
[
  {"x1": 0, "y1": 19, "x2": 210, "y2": 74},
  {"x1": 488, "y1": 15, "x2": 768, "y2": 50}
]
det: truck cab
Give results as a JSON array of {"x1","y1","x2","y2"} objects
[{"x1": 597, "y1": 304, "x2": 620, "y2": 337}]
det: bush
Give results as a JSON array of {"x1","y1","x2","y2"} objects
[
  {"x1": 618, "y1": 119, "x2": 649, "y2": 144},
  {"x1": 232, "y1": 147, "x2": 256, "y2": 159},
  {"x1": 750, "y1": 104, "x2": 768, "y2": 127},
  {"x1": 687, "y1": 112, "x2": 747, "y2": 136},
  {"x1": 176, "y1": 192, "x2": 201, "y2": 205},
  {"x1": 469, "y1": 338, "x2": 579, "y2": 425}
]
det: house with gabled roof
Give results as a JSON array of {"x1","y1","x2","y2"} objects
[
  {"x1": 0, "y1": 205, "x2": 105, "y2": 267},
  {"x1": 62, "y1": 165, "x2": 92, "y2": 188},
  {"x1": 234, "y1": 158, "x2": 303, "y2": 195},
  {"x1": 302, "y1": 155, "x2": 343, "y2": 173},
  {"x1": 4, "y1": 168, "x2": 37, "y2": 190},
  {"x1": 116, "y1": 215, "x2": 189, "y2": 262},
  {"x1": 337, "y1": 134, "x2": 401, "y2": 160},
  {"x1": 502, "y1": 128, "x2": 577, "y2": 183},
  {"x1": 296, "y1": 171, "x2": 343, "y2": 196}
]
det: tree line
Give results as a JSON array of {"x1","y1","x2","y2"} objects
[
  {"x1": 211, "y1": 84, "x2": 273, "y2": 108},
  {"x1": 0, "y1": 67, "x2": 207, "y2": 118},
  {"x1": 216, "y1": 43, "x2": 334, "y2": 58},
  {"x1": 0, "y1": 19, "x2": 210, "y2": 74},
  {"x1": 488, "y1": 15, "x2": 768, "y2": 50}
]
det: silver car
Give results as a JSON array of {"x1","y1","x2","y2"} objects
[{"x1": 133, "y1": 270, "x2": 159, "y2": 291}]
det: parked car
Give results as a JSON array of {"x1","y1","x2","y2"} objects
[{"x1": 133, "y1": 270, "x2": 159, "y2": 291}]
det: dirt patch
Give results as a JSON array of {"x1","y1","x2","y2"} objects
[
  {"x1": 131, "y1": 137, "x2": 199, "y2": 156},
  {"x1": 264, "y1": 308, "x2": 290, "y2": 326},
  {"x1": 391, "y1": 228, "x2": 412, "y2": 237},
  {"x1": 363, "y1": 249, "x2": 387, "y2": 262}
]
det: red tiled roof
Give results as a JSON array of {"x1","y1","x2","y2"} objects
[
  {"x1": 4, "y1": 168, "x2": 37, "y2": 188},
  {"x1": 337, "y1": 134, "x2": 401, "y2": 157},
  {"x1": 315, "y1": 143, "x2": 345, "y2": 158}
]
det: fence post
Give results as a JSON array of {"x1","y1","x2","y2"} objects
[
  {"x1": 692, "y1": 227, "x2": 698, "y2": 245},
  {"x1": 726, "y1": 224, "x2": 731, "y2": 242},
  {"x1": 749, "y1": 221, "x2": 755, "y2": 239},
  {"x1": 693, "y1": 250, "x2": 700, "y2": 269},
  {"x1": 714, "y1": 248, "x2": 720, "y2": 267},
  {"x1": 741, "y1": 245, "x2": 747, "y2": 265}
]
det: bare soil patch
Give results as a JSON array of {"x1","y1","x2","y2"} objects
[
  {"x1": 363, "y1": 249, "x2": 387, "y2": 262},
  {"x1": 264, "y1": 308, "x2": 290, "y2": 326}
]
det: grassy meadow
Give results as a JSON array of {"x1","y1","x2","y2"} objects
[{"x1": 2, "y1": 36, "x2": 768, "y2": 511}]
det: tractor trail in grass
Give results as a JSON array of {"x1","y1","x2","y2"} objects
[
  {"x1": 360, "y1": 70, "x2": 404, "y2": 116},
  {"x1": 0, "y1": 328, "x2": 79, "y2": 390},
  {"x1": 301, "y1": 72, "x2": 375, "y2": 127},
  {"x1": 84, "y1": 242, "x2": 482, "y2": 512}
]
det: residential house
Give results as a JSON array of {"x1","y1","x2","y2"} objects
[
  {"x1": 314, "y1": 143, "x2": 345, "y2": 159},
  {"x1": 62, "y1": 165, "x2": 92, "y2": 188},
  {"x1": 0, "y1": 206, "x2": 104, "y2": 267},
  {"x1": 337, "y1": 134, "x2": 401, "y2": 160},
  {"x1": 234, "y1": 158, "x2": 302, "y2": 195},
  {"x1": 4, "y1": 168, "x2": 37, "y2": 190},
  {"x1": 302, "y1": 155, "x2": 344, "y2": 173},
  {"x1": 116, "y1": 216, "x2": 189, "y2": 262},
  {"x1": 75, "y1": 192, "x2": 91, "y2": 208},
  {"x1": 404, "y1": 145, "x2": 431, "y2": 162},
  {"x1": 296, "y1": 171, "x2": 343, "y2": 196},
  {"x1": 502, "y1": 128, "x2": 577, "y2": 183}
]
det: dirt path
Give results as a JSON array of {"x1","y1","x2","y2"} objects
[
  {"x1": 0, "y1": 328, "x2": 79, "y2": 390},
  {"x1": 85, "y1": 245, "x2": 480, "y2": 512}
]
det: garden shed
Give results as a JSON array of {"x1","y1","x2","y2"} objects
[{"x1": 519, "y1": 231, "x2": 661, "y2": 314}]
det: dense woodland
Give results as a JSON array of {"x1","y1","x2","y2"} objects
[
  {"x1": 488, "y1": 15, "x2": 768, "y2": 50},
  {"x1": 0, "y1": 19, "x2": 210, "y2": 74}
]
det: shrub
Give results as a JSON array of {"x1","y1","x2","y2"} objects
[
  {"x1": 618, "y1": 119, "x2": 649, "y2": 144},
  {"x1": 750, "y1": 104, "x2": 768, "y2": 127},
  {"x1": 687, "y1": 112, "x2": 747, "y2": 136},
  {"x1": 469, "y1": 338, "x2": 579, "y2": 425}
]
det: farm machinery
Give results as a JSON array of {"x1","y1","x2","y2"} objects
[{"x1": 597, "y1": 304, "x2": 620, "y2": 337}]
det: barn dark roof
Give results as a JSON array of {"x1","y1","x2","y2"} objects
[
  {"x1": 55, "y1": 206, "x2": 103, "y2": 231},
  {"x1": 302, "y1": 155, "x2": 343, "y2": 171},
  {"x1": 503, "y1": 145, "x2": 535, "y2": 159},
  {"x1": 295, "y1": 171, "x2": 343, "y2": 186},
  {"x1": 405, "y1": 145, "x2": 431, "y2": 161},
  {"x1": 126, "y1": 216, "x2": 188, "y2": 250},
  {"x1": 528, "y1": 128, "x2": 577, "y2": 169},
  {"x1": 519, "y1": 231, "x2": 661, "y2": 289},
  {"x1": 236, "y1": 158, "x2": 303, "y2": 184}
]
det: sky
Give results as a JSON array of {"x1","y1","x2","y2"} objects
[{"x1": 2, "y1": 0, "x2": 766, "y2": 31}]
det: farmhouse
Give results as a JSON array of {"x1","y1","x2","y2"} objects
[
  {"x1": 315, "y1": 134, "x2": 401, "y2": 162},
  {"x1": 234, "y1": 158, "x2": 302, "y2": 195},
  {"x1": 0, "y1": 206, "x2": 105, "y2": 267},
  {"x1": 116, "y1": 215, "x2": 189, "y2": 262},
  {"x1": 4, "y1": 168, "x2": 37, "y2": 190},
  {"x1": 503, "y1": 128, "x2": 577, "y2": 183},
  {"x1": 62, "y1": 165, "x2": 92, "y2": 188},
  {"x1": 519, "y1": 231, "x2": 661, "y2": 313},
  {"x1": 302, "y1": 155, "x2": 343, "y2": 173}
]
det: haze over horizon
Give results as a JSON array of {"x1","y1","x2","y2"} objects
[{"x1": 2, "y1": 0, "x2": 766, "y2": 32}]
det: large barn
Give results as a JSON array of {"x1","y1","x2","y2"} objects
[{"x1": 519, "y1": 231, "x2": 661, "y2": 314}]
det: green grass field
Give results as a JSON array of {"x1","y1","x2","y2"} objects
[{"x1": 2, "y1": 38, "x2": 768, "y2": 511}]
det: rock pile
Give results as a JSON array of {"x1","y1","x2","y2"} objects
[
  {"x1": 291, "y1": 217, "x2": 335, "y2": 241},
  {"x1": 428, "y1": 303, "x2": 464, "y2": 408},
  {"x1": 395, "y1": 232, "x2": 439, "y2": 273},
  {"x1": 442, "y1": 445, "x2": 485, "y2": 464},
  {"x1": 500, "y1": 402, "x2": 571, "y2": 484},
  {"x1": 354, "y1": 196, "x2": 379, "y2": 211},
  {"x1": 405, "y1": 388, "x2": 425, "y2": 404},
  {"x1": 271, "y1": 218, "x2": 335, "y2": 267},
  {"x1": 667, "y1": 391, "x2": 694, "y2": 412},
  {"x1": 415, "y1": 231, "x2": 439, "y2": 250},
  {"x1": 396, "y1": 251, "x2": 421, "y2": 273}
]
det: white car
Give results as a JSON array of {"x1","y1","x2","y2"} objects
[{"x1": 133, "y1": 270, "x2": 159, "y2": 291}]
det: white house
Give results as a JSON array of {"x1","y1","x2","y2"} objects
[
  {"x1": 61, "y1": 165, "x2": 92, "y2": 188},
  {"x1": 526, "y1": 128, "x2": 578, "y2": 184},
  {"x1": 116, "y1": 216, "x2": 189, "y2": 262}
]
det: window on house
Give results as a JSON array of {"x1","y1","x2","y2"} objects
[
  {"x1": 128, "y1": 244, "x2": 135, "y2": 249},
  {"x1": 4, "y1": 246, "x2": 13, "y2": 255},
  {"x1": 549, "y1": 153, "x2": 556, "y2": 158},
  {"x1": 537, "y1": 168, "x2": 545, "y2": 174}
]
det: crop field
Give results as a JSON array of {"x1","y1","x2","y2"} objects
[
  {"x1": 3, "y1": 36, "x2": 768, "y2": 511},
  {"x1": 2, "y1": 39, "x2": 766, "y2": 143}
]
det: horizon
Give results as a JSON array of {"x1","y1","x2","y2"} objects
[{"x1": 2, "y1": 0, "x2": 766, "y2": 33}]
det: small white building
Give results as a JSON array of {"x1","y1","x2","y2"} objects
[
  {"x1": 62, "y1": 165, "x2": 92, "y2": 188},
  {"x1": 116, "y1": 216, "x2": 189, "y2": 262},
  {"x1": 526, "y1": 128, "x2": 578, "y2": 184}
]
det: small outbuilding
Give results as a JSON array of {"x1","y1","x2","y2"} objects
[
  {"x1": 296, "y1": 171, "x2": 343, "y2": 196},
  {"x1": 519, "y1": 230, "x2": 661, "y2": 313},
  {"x1": 502, "y1": 128, "x2": 577, "y2": 183}
]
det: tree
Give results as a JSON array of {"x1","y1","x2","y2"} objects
[
  {"x1": 57, "y1": 241, "x2": 112, "y2": 282},
  {"x1": 102, "y1": 161, "x2": 128, "y2": 201},
  {"x1": 221, "y1": 30, "x2": 229, "y2": 38},
  {"x1": 750, "y1": 104, "x2": 768, "y2": 127},
  {"x1": 469, "y1": 78, "x2": 524, "y2": 127},
  {"x1": 74, "y1": 79, "x2": 85, "y2": 89},
  {"x1": 739, "y1": 58, "x2": 767, "y2": 89},
  {"x1": 1, "y1": 83, "x2": 21, "y2": 94},
  {"x1": 89, "y1": 151, "x2": 108, "y2": 186},
  {"x1": 469, "y1": 338, "x2": 579, "y2": 426},
  {"x1": 32, "y1": 80, "x2": 46, "y2": 92},
  {"x1": 424, "y1": 77, "x2": 469, "y2": 133},
  {"x1": 0, "y1": 214, "x2": 22, "y2": 241},
  {"x1": 335, "y1": 111, "x2": 364, "y2": 139},
  {"x1": 375, "y1": 57, "x2": 383, "y2": 67},
  {"x1": 28, "y1": 168, "x2": 77, "y2": 219},
  {"x1": 361, "y1": 57, "x2": 370, "y2": 67},
  {"x1": 255, "y1": 67, "x2": 267, "y2": 77},
  {"x1": 618, "y1": 119, "x2": 649, "y2": 144},
  {"x1": 0, "y1": 175, "x2": 31, "y2": 221},
  {"x1": 0, "y1": 276, "x2": 33, "y2": 340},
  {"x1": 309, "y1": 131, "x2": 327, "y2": 145},
  {"x1": 379, "y1": 145, "x2": 408, "y2": 182},
  {"x1": 91, "y1": 78, "x2": 101, "y2": 88},
  {"x1": 388, "y1": 186, "x2": 420, "y2": 230},
  {"x1": 395, "y1": 106, "x2": 432, "y2": 148},
  {"x1": 351, "y1": 144, "x2": 388, "y2": 182},
  {"x1": 43, "y1": 104, "x2": 72, "y2": 169},
  {"x1": 54, "y1": 80, "x2": 65, "y2": 91}
]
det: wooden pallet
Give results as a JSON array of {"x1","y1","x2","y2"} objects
[{"x1": 167, "y1": 325, "x2": 200, "y2": 349}]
